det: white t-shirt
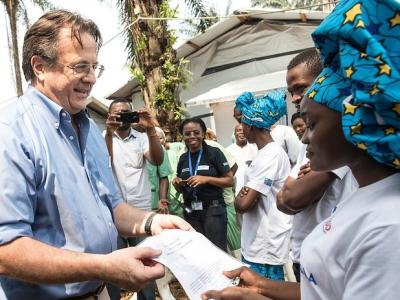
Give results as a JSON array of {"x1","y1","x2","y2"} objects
[
  {"x1": 271, "y1": 125, "x2": 301, "y2": 166},
  {"x1": 289, "y1": 145, "x2": 358, "y2": 262},
  {"x1": 301, "y1": 173, "x2": 400, "y2": 300},
  {"x1": 226, "y1": 142, "x2": 258, "y2": 195},
  {"x1": 112, "y1": 129, "x2": 151, "y2": 210},
  {"x1": 241, "y1": 142, "x2": 292, "y2": 265},
  {"x1": 289, "y1": 144, "x2": 308, "y2": 179}
]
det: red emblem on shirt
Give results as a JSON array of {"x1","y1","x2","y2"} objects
[{"x1": 323, "y1": 221, "x2": 332, "y2": 233}]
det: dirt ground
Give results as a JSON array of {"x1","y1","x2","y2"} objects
[{"x1": 121, "y1": 279, "x2": 188, "y2": 300}]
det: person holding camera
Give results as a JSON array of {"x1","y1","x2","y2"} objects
[
  {"x1": 172, "y1": 118, "x2": 234, "y2": 251},
  {"x1": 105, "y1": 99, "x2": 164, "y2": 300},
  {"x1": 105, "y1": 99, "x2": 163, "y2": 212}
]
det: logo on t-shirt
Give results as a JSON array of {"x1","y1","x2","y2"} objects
[
  {"x1": 323, "y1": 220, "x2": 332, "y2": 233},
  {"x1": 301, "y1": 266, "x2": 317, "y2": 285},
  {"x1": 198, "y1": 165, "x2": 210, "y2": 171},
  {"x1": 264, "y1": 178, "x2": 273, "y2": 187}
]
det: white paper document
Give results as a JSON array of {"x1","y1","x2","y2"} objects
[{"x1": 138, "y1": 229, "x2": 244, "y2": 300}]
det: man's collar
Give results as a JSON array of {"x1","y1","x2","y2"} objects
[
  {"x1": 26, "y1": 85, "x2": 88, "y2": 129},
  {"x1": 114, "y1": 127, "x2": 137, "y2": 140},
  {"x1": 236, "y1": 141, "x2": 248, "y2": 148}
]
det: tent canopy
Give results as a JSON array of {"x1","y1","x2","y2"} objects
[
  {"x1": 107, "y1": 9, "x2": 327, "y2": 102},
  {"x1": 185, "y1": 70, "x2": 287, "y2": 106}
]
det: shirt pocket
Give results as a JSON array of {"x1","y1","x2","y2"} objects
[{"x1": 124, "y1": 151, "x2": 144, "y2": 170}]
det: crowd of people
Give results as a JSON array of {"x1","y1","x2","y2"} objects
[{"x1": 0, "y1": 0, "x2": 399, "y2": 299}]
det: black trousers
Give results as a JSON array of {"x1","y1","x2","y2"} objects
[
  {"x1": 292, "y1": 262, "x2": 301, "y2": 282},
  {"x1": 184, "y1": 201, "x2": 227, "y2": 251}
]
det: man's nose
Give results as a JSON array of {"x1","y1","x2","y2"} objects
[
  {"x1": 292, "y1": 94, "x2": 302, "y2": 104},
  {"x1": 82, "y1": 69, "x2": 97, "y2": 84},
  {"x1": 301, "y1": 129, "x2": 309, "y2": 144}
]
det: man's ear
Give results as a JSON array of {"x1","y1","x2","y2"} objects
[{"x1": 31, "y1": 55, "x2": 47, "y2": 82}]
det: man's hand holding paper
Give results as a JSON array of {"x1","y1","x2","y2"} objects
[{"x1": 138, "y1": 229, "x2": 245, "y2": 300}]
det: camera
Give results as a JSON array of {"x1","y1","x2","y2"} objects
[{"x1": 117, "y1": 111, "x2": 140, "y2": 124}]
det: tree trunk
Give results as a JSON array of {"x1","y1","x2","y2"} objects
[
  {"x1": 129, "y1": 0, "x2": 184, "y2": 141},
  {"x1": 6, "y1": 0, "x2": 23, "y2": 96}
]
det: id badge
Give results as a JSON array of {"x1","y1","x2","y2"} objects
[{"x1": 191, "y1": 201, "x2": 203, "y2": 211}]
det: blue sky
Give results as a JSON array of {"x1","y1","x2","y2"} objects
[{"x1": 0, "y1": 0, "x2": 252, "y2": 102}]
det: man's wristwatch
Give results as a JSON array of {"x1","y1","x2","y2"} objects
[{"x1": 144, "y1": 212, "x2": 157, "y2": 236}]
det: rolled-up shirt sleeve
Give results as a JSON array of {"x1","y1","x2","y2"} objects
[{"x1": 0, "y1": 124, "x2": 36, "y2": 245}]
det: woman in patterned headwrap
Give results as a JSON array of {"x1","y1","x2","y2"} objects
[
  {"x1": 202, "y1": 1, "x2": 400, "y2": 299},
  {"x1": 234, "y1": 89, "x2": 293, "y2": 281},
  {"x1": 299, "y1": 1, "x2": 400, "y2": 299}
]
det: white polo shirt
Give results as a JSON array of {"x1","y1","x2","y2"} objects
[
  {"x1": 112, "y1": 129, "x2": 151, "y2": 210},
  {"x1": 289, "y1": 144, "x2": 358, "y2": 263},
  {"x1": 301, "y1": 173, "x2": 400, "y2": 300},
  {"x1": 226, "y1": 142, "x2": 258, "y2": 195},
  {"x1": 241, "y1": 142, "x2": 292, "y2": 265}
]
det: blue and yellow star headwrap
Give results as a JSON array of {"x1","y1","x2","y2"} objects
[
  {"x1": 306, "y1": 0, "x2": 400, "y2": 169},
  {"x1": 235, "y1": 89, "x2": 287, "y2": 130}
]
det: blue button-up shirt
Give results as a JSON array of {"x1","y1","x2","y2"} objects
[{"x1": 0, "y1": 86, "x2": 123, "y2": 299}]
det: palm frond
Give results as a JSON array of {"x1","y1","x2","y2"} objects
[
  {"x1": 184, "y1": 0, "x2": 213, "y2": 32},
  {"x1": 251, "y1": 0, "x2": 290, "y2": 8},
  {"x1": 117, "y1": 0, "x2": 136, "y2": 63},
  {"x1": 16, "y1": 1, "x2": 30, "y2": 29},
  {"x1": 251, "y1": 0, "x2": 323, "y2": 10},
  {"x1": 31, "y1": 0, "x2": 55, "y2": 10}
]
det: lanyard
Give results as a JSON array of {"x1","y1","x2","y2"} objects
[{"x1": 188, "y1": 148, "x2": 203, "y2": 177}]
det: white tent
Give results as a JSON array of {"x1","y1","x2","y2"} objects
[
  {"x1": 107, "y1": 9, "x2": 328, "y2": 146},
  {"x1": 185, "y1": 70, "x2": 287, "y2": 106}
]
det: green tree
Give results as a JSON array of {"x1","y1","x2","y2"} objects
[
  {"x1": 117, "y1": 0, "x2": 210, "y2": 141},
  {"x1": 1, "y1": 0, "x2": 53, "y2": 96}
]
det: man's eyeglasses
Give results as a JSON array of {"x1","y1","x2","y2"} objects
[{"x1": 57, "y1": 62, "x2": 105, "y2": 78}]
